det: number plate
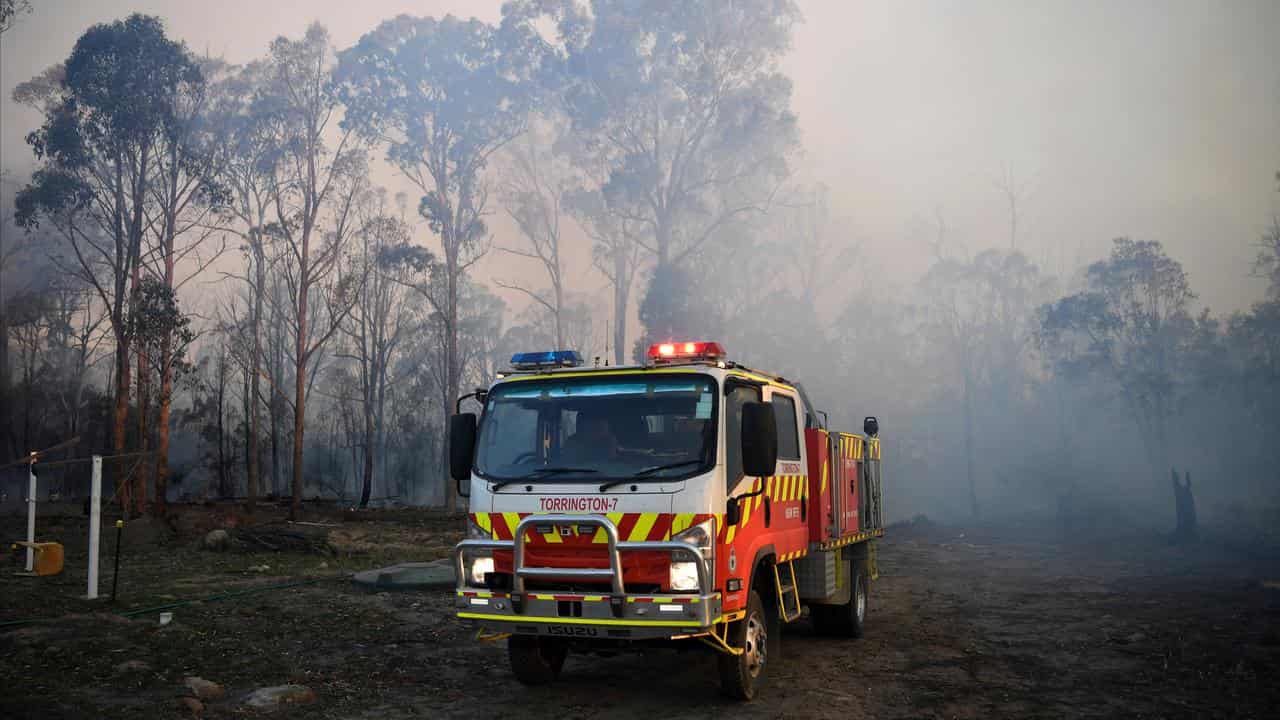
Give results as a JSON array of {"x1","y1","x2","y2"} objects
[{"x1": 545, "y1": 625, "x2": 598, "y2": 637}]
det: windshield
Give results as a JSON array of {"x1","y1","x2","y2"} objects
[{"x1": 474, "y1": 374, "x2": 718, "y2": 483}]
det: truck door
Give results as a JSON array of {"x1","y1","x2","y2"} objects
[{"x1": 763, "y1": 388, "x2": 808, "y2": 548}]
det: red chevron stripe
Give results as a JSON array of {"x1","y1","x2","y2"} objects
[{"x1": 649, "y1": 513, "x2": 673, "y2": 541}]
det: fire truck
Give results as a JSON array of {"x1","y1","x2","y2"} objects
[{"x1": 450, "y1": 341, "x2": 884, "y2": 700}]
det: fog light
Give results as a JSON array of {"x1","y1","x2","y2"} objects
[
  {"x1": 669, "y1": 561, "x2": 699, "y2": 592},
  {"x1": 470, "y1": 556, "x2": 494, "y2": 585}
]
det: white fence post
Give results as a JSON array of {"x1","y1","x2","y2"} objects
[
  {"x1": 26, "y1": 461, "x2": 36, "y2": 572},
  {"x1": 87, "y1": 456, "x2": 102, "y2": 599}
]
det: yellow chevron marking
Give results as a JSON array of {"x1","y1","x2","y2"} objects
[
  {"x1": 543, "y1": 528, "x2": 562, "y2": 544},
  {"x1": 628, "y1": 513, "x2": 657, "y2": 542},
  {"x1": 822, "y1": 461, "x2": 829, "y2": 494},
  {"x1": 670, "y1": 513, "x2": 692, "y2": 536},
  {"x1": 502, "y1": 512, "x2": 522, "y2": 541},
  {"x1": 475, "y1": 513, "x2": 493, "y2": 536},
  {"x1": 591, "y1": 512, "x2": 627, "y2": 543}
]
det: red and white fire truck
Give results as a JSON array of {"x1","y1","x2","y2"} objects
[{"x1": 450, "y1": 341, "x2": 884, "y2": 699}]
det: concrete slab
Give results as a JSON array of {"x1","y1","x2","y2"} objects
[{"x1": 351, "y1": 558, "x2": 454, "y2": 592}]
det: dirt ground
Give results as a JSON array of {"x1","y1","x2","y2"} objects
[{"x1": 2, "y1": 509, "x2": 1279, "y2": 719}]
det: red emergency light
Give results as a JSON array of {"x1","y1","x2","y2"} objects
[{"x1": 646, "y1": 340, "x2": 727, "y2": 363}]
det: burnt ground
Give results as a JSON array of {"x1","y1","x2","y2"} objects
[{"x1": 2, "y1": 510, "x2": 1279, "y2": 719}]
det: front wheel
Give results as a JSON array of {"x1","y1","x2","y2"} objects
[
  {"x1": 718, "y1": 589, "x2": 771, "y2": 700},
  {"x1": 508, "y1": 635, "x2": 568, "y2": 685}
]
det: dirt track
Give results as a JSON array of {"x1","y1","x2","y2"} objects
[{"x1": 3, "y1": 514, "x2": 1278, "y2": 719}]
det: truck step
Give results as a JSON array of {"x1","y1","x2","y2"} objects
[{"x1": 773, "y1": 561, "x2": 803, "y2": 623}]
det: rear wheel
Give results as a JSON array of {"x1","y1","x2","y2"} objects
[
  {"x1": 719, "y1": 589, "x2": 771, "y2": 700},
  {"x1": 508, "y1": 635, "x2": 568, "y2": 685},
  {"x1": 813, "y1": 549, "x2": 869, "y2": 638}
]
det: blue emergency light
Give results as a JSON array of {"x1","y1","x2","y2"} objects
[{"x1": 509, "y1": 350, "x2": 584, "y2": 370}]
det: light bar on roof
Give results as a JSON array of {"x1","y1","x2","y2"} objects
[
  {"x1": 509, "y1": 350, "x2": 584, "y2": 370},
  {"x1": 646, "y1": 341, "x2": 726, "y2": 363}
]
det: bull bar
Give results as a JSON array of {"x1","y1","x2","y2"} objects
[
  {"x1": 454, "y1": 514, "x2": 719, "y2": 635},
  {"x1": 455, "y1": 513, "x2": 711, "y2": 597}
]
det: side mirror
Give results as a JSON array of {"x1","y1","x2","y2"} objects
[
  {"x1": 449, "y1": 413, "x2": 477, "y2": 493},
  {"x1": 741, "y1": 401, "x2": 778, "y2": 478},
  {"x1": 863, "y1": 416, "x2": 879, "y2": 438}
]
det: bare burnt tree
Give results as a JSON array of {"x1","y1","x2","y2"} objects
[
  {"x1": 495, "y1": 122, "x2": 576, "y2": 349},
  {"x1": 258, "y1": 23, "x2": 363, "y2": 518},
  {"x1": 339, "y1": 189, "x2": 414, "y2": 508}
]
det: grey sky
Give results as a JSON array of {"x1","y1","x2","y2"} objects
[{"x1": 2, "y1": 0, "x2": 1277, "y2": 314}]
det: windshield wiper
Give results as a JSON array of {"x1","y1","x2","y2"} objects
[
  {"x1": 490, "y1": 467, "x2": 599, "y2": 491},
  {"x1": 599, "y1": 460, "x2": 704, "y2": 492}
]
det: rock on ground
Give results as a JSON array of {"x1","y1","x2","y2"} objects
[
  {"x1": 243, "y1": 684, "x2": 315, "y2": 710},
  {"x1": 202, "y1": 529, "x2": 230, "y2": 551},
  {"x1": 184, "y1": 676, "x2": 225, "y2": 701},
  {"x1": 113, "y1": 659, "x2": 151, "y2": 674},
  {"x1": 176, "y1": 696, "x2": 204, "y2": 715}
]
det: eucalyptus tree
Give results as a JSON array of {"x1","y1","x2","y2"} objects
[
  {"x1": 1039, "y1": 239, "x2": 1197, "y2": 493},
  {"x1": 505, "y1": 0, "x2": 800, "y2": 343},
  {"x1": 256, "y1": 24, "x2": 366, "y2": 517},
  {"x1": 15, "y1": 14, "x2": 204, "y2": 515},
  {"x1": 337, "y1": 14, "x2": 547, "y2": 510}
]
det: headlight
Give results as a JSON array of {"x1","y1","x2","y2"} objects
[
  {"x1": 673, "y1": 518, "x2": 714, "y2": 557},
  {"x1": 670, "y1": 518, "x2": 714, "y2": 592},
  {"x1": 669, "y1": 561, "x2": 700, "y2": 592},
  {"x1": 469, "y1": 555, "x2": 494, "y2": 585}
]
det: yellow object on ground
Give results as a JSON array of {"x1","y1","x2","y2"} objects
[{"x1": 15, "y1": 541, "x2": 64, "y2": 576}]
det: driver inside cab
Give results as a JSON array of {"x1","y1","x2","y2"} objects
[{"x1": 562, "y1": 410, "x2": 619, "y2": 462}]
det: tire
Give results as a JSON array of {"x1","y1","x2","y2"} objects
[
  {"x1": 814, "y1": 550, "x2": 869, "y2": 638},
  {"x1": 718, "y1": 589, "x2": 771, "y2": 700},
  {"x1": 508, "y1": 635, "x2": 568, "y2": 685},
  {"x1": 849, "y1": 565, "x2": 868, "y2": 638}
]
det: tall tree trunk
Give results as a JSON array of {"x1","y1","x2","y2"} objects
[
  {"x1": 270, "y1": 379, "x2": 281, "y2": 497},
  {"x1": 444, "y1": 249, "x2": 459, "y2": 513},
  {"x1": 247, "y1": 244, "x2": 265, "y2": 511},
  {"x1": 135, "y1": 343, "x2": 150, "y2": 515},
  {"x1": 613, "y1": 251, "x2": 629, "y2": 366},
  {"x1": 242, "y1": 363, "x2": 251, "y2": 494},
  {"x1": 152, "y1": 247, "x2": 177, "y2": 518},
  {"x1": 553, "y1": 280, "x2": 564, "y2": 350},
  {"x1": 217, "y1": 361, "x2": 229, "y2": 497},
  {"x1": 131, "y1": 252, "x2": 150, "y2": 517},
  {"x1": 291, "y1": 231, "x2": 310, "y2": 520},
  {"x1": 360, "y1": 401, "x2": 374, "y2": 508},
  {"x1": 655, "y1": 215, "x2": 672, "y2": 269},
  {"x1": 0, "y1": 301, "x2": 12, "y2": 461},
  {"x1": 112, "y1": 326, "x2": 131, "y2": 512},
  {"x1": 963, "y1": 374, "x2": 978, "y2": 520}
]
